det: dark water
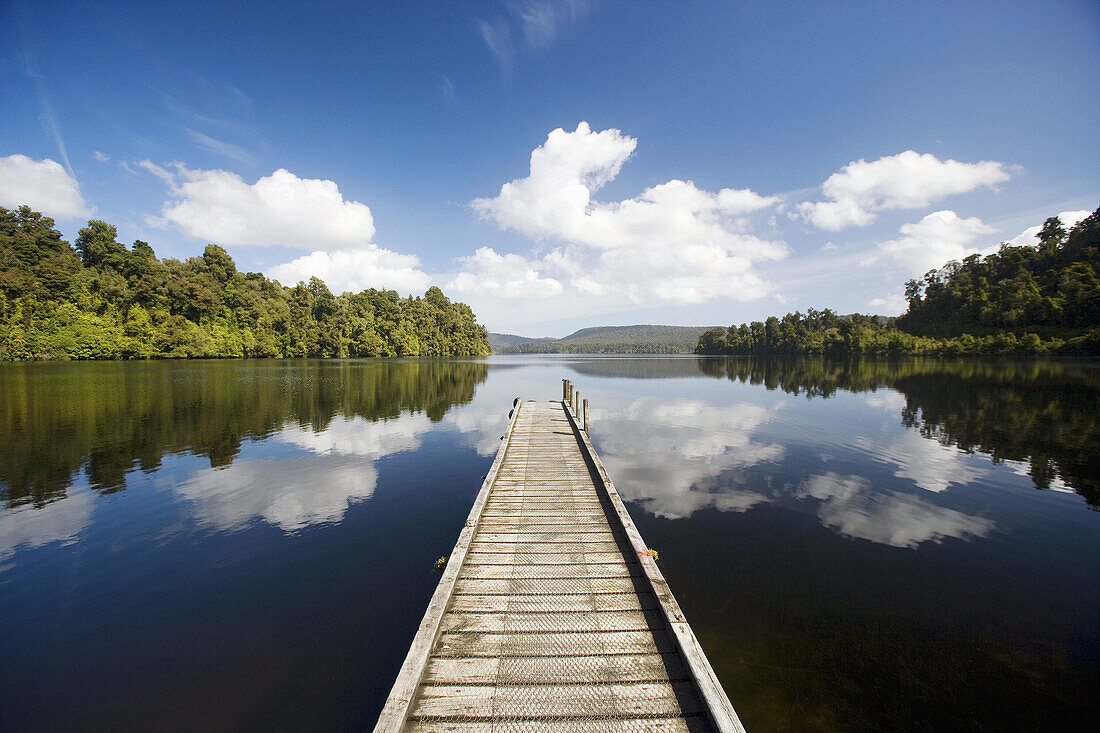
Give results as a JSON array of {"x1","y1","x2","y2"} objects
[{"x1": 0, "y1": 357, "x2": 1097, "y2": 731}]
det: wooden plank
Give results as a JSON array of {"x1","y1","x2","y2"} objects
[
  {"x1": 439, "y1": 610, "x2": 656, "y2": 634},
  {"x1": 466, "y1": 541, "x2": 624, "y2": 554},
  {"x1": 405, "y1": 718, "x2": 712, "y2": 733},
  {"x1": 472, "y1": 532, "x2": 621, "y2": 543},
  {"x1": 448, "y1": 592, "x2": 659, "y2": 614},
  {"x1": 477, "y1": 518, "x2": 611, "y2": 527},
  {"x1": 464, "y1": 551, "x2": 627, "y2": 564},
  {"x1": 458, "y1": 563, "x2": 642, "y2": 580},
  {"x1": 431, "y1": 630, "x2": 676, "y2": 657},
  {"x1": 452, "y1": 577, "x2": 646, "y2": 595},
  {"x1": 409, "y1": 681, "x2": 706, "y2": 719},
  {"x1": 422, "y1": 652, "x2": 689, "y2": 685}
]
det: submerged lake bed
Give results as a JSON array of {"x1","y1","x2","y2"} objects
[{"x1": 1, "y1": 356, "x2": 1097, "y2": 731}]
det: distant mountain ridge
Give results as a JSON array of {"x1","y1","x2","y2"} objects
[{"x1": 490, "y1": 325, "x2": 720, "y2": 354}]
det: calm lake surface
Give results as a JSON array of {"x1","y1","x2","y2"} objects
[{"x1": 1, "y1": 356, "x2": 1097, "y2": 731}]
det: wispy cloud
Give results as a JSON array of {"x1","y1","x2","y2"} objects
[
  {"x1": 137, "y1": 159, "x2": 178, "y2": 187},
  {"x1": 185, "y1": 129, "x2": 256, "y2": 167},
  {"x1": 511, "y1": 0, "x2": 592, "y2": 48},
  {"x1": 477, "y1": 0, "x2": 594, "y2": 73},
  {"x1": 477, "y1": 18, "x2": 514, "y2": 72},
  {"x1": 438, "y1": 73, "x2": 456, "y2": 101},
  {"x1": 14, "y1": 3, "x2": 74, "y2": 176},
  {"x1": 153, "y1": 84, "x2": 262, "y2": 167}
]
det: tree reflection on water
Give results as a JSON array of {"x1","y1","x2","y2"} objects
[
  {"x1": 696, "y1": 356, "x2": 1100, "y2": 508},
  {"x1": 0, "y1": 359, "x2": 488, "y2": 509}
]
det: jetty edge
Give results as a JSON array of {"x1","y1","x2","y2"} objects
[{"x1": 374, "y1": 387, "x2": 747, "y2": 732}]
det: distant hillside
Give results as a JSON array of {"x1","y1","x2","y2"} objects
[
  {"x1": 491, "y1": 325, "x2": 720, "y2": 354},
  {"x1": 488, "y1": 332, "x2": 555, "y2": 351}
]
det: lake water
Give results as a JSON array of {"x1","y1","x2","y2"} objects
[{"x1": 1, "y1": 356, "x2": 1097, "y2": 731}]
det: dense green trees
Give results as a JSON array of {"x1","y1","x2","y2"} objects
[
  {"x1": 695, "y1": 310, "x2": 955, "y2": 355},
  {"x1": 898, "y1": 207, "x2": 1100, "y2": 342},
  {"x1": 698, "y1": 207, "x2": 1100, "y2": 356},
  {"x1": 0, "y1": 205, "x2": 490, "y2": 360}
]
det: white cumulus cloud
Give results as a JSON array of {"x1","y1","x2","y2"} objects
[
  {"x1": 0, "y1": 154, "x2": 91, "y2": 219},
  {"x1": 461, "y1": 122, "x2": 784, "y2": 305},
  {"x1": 448, "y1": 247, "x2": 563, "y2": 298},
  {"x1": 143, "y1": 162, "x2": 431, "y2": 293},
  {"x1": 149, "y1": 164, "x2": 376, "y2": 249},
  {"x1": 267, "y1": 248, "x2": 431, "y2": 294},
  {"x1": 798, "y1": 150, "x2": 1011, "y2": 230},
  {"x1": 873, "y1": 210, "x2": 997, "y2": 275}
]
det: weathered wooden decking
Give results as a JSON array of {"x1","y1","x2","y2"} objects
[{"x1": 375, "y1": 397, "x2": 746, "y2": 732}]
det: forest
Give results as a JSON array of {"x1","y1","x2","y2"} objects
[
  {"x1": 0, "y1": 205, "x2": 491, "y2": 360},
  {"x1": 697, "y1": 206, "x2": 1100, "y2": 356}
]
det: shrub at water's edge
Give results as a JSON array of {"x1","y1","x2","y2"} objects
[
  {"x1": 0, "y1": 206, "x2": 490, "y2": 360},
  {"x1": 697, "y1": 206, "x2": 1100, "y2": 356}
]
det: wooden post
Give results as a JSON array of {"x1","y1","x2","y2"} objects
[
  {"x1": 562, "y1": 379, "x2": 568, "y2": 401},
  {"x1": 574, "y1": 391, "x2": 580, "y2": 416},
  {"x1": 583, "y1": 398, "x2": 589, "y2": 433}
]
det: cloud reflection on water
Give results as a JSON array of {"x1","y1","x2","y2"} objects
[
  {"x1": 173, "y1": 413, "x2": 431, "y2": 533},
  {"x1": 595, "y1": 398, "x2": 785, "y2": 519},
  {"x1": 0, "y1": 487, "x2": 95, "y2": 565},
  {"x1": 855, "y1": 429, "x2": 989, "y2": 494},
  {"x1": 589, "y1": 393, "x2": 996, "y2": 549},
  {"x1": 797, "y1": 472, "x2": 994, "y2": 548}
]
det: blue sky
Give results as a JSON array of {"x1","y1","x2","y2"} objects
[{"x1": 2, "y1": 0, "x2": 1097, "y2": 335}]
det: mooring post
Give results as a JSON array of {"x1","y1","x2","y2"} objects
[
  {"x1": 562, "y1": 379, "x2": 568, "y2": 401},
  {"x1": 574, "y1": 391, "x2": 580, "y2": 416},
  {"x1": 583, "y1": 398, "x2": 589, "y2": 433}
]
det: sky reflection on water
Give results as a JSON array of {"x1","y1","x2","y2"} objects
[{"x1": 0, "y1": 356, "x2": 1096, "y2": 731}]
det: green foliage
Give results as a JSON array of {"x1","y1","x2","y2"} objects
[
  {"x1": 0, "y1": 206, "x2": 491, "y2": 361},
  {"x1": 699, "y1": 207, "x2": 1100, "y2": 357},
  {"x1": 897, "y1": 206, "x2": 1100, "y2": 342}
]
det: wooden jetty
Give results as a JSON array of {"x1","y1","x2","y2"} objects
[{"x1": 375, "y1": 384, "x2": 746, "y2": 732}]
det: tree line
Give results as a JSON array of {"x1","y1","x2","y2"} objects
[
  {"x1": 697, "y1": 206, "x2": 1100, "y2": 356},
  {"x1": 0, "y1": 205, "x2": 490, "y2": 360}
]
